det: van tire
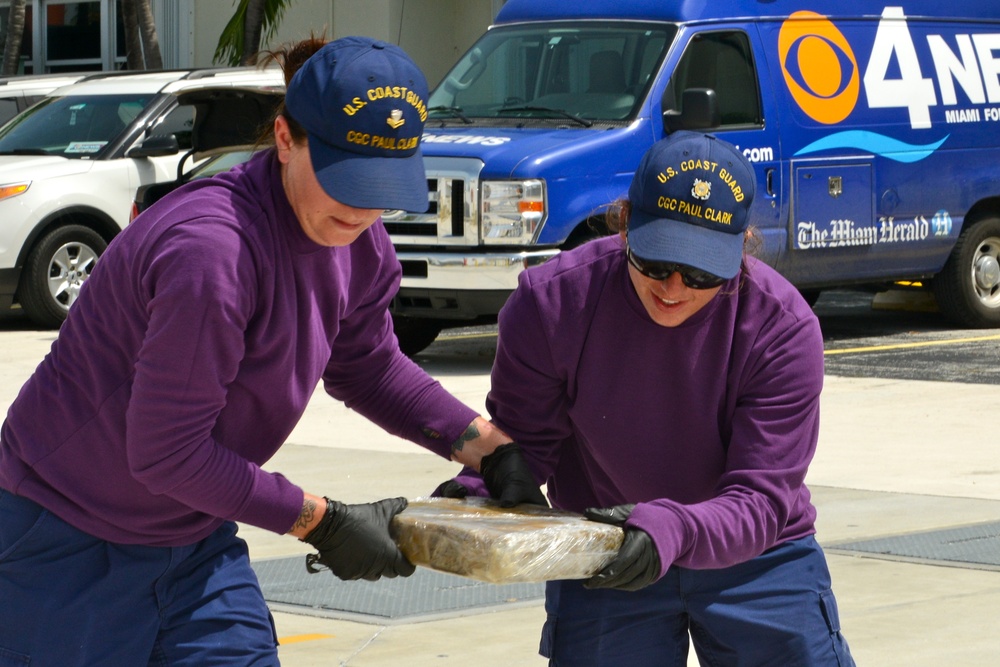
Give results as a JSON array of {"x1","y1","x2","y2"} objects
[
  {"x1": 798, "y1": 289, "x2": 822, "y2": 307},
  {"x1": 562, "y1": 218, "x2": 607, "y2": 250},
  {"x1": 932, "y1": 216, "x2": 1000, "y2": 327},
  {"x1": 392, "y1": 315, "x2": 443, "y2": 357},
  {"x1": 17, "y1": 225, "x2": 107, "y2": 328}
]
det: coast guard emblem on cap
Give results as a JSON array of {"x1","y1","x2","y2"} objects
[
  {"x1": 387, "y1": 109, "x2": 405, "y2": 129},
  {"x1": 692, "y1": 179, "x2": 712, "y2": 200}
]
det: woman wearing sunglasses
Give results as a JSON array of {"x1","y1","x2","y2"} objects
[{"x1": 438, "y1": 132, "x2": 855, "y2": 665}]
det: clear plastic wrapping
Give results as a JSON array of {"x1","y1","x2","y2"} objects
[{"x1": 391, "y1": 497, "x2": 624, "y2": 584}]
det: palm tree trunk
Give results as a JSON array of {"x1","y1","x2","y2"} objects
[
  {"x1": 135, "y1": 0, "x2": 163, "y2": 69},
  {"x1": 120, "y1": 0, "x2": 162, "y2": 70},
  {"x1": 241, "y1": 0, "x2": 266, "y2": 65},
  {"x1": 2, "y1": 0, "x2": 27, "y2": 76},
  {"x1": 119, "y1": 0, "x2": 143, "y2": 69}
]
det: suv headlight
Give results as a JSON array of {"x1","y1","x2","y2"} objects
[
  {"x1": 0, "y1": 182, "x2": 30, "y2": 201},
  {"x1": 481, "y1": 179, "x2": 545, "y2": 244}
]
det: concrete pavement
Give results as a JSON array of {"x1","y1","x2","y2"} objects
[
  {"x1": 260, "y1": 348, "x2": 1000, "y2": 666},
  {"x1": 2, "y1": 320, "x2": 999, "y2": 665}
]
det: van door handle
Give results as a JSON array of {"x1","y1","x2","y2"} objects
[
  {"x1": 766, "y1": 168, "x2": 775, "y2": 196},
  {"x1": 828, "y1": 175, "x2": 843, "y2": 198}
]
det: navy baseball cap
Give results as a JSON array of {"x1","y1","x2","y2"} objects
[
  {"x1": 284, "y1": 36, "x2": 430, "y2": 212},
  {"x1": 627, "y1": 132, "x2": 756, "y2": 280}
]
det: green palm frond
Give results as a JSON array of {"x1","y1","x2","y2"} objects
[{"x1": 213, "y1": 0, "x2": 294, "y2": 66}]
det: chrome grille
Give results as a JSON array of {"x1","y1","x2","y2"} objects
[{"x1": 382, "y1": 157, "x2": 482, "y2": 246}]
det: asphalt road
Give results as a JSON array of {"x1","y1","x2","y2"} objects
[
  {"x1": 416, "y1": 289, "x2": 1000, "y2": 386},
  {"x1": 2, "y1": 288, "x2": 997, "y2": 385},
  {"x1": 814, "y1": 290, "x2": 1000, "y2": 385}
]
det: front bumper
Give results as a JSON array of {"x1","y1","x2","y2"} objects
[{"x1": 392, "y1": 248, "x2": 559, "y2": 320}]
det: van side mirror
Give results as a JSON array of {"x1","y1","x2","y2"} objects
[
  {"x1": 662, "y1": 88, "x2": 721, "y2": 132},
  {"x1": 127, "y1": 134, "x2": 180, "y2": 158}
]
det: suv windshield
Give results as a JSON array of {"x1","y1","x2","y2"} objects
[
  {"x1": 428, "y1": 22, "x2": 675, "y2": 123},
  {"x1": 0, "y1": 93, "x2": 152, "y2": 158}
]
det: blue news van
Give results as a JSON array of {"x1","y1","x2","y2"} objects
[{"x1": 387, "y1": 0, "x2": 1000, "y2": 353}]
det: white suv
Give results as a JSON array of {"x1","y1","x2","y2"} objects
[{"x1": 0, "y1": 67, "x2": 284, "y2": 327}]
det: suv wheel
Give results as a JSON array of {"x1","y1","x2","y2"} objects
[{"x1": 18, "y1": 225, "x2": 107, "y2": 328}]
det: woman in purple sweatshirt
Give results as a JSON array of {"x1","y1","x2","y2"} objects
[
  {"x1": 443, "y1": 133, "x2": 855, "y2": 666},
  {"x1": 0, "y1": 36, "x2": 541, "y2": 665}
]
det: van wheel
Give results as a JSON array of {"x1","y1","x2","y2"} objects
[
  {"x1": 562, "y1": 218, "x2": 607, "y2": 250},
  {"x1": 798, "y1": 289, "x2": 822, "y2": 307},
  {"x1": 17, "y1": 225, "x2": 107, "y2": 328},
  {"x1": 932, "y1": 216, "x2": 1000, "y2": 327},
  {"x1": 392, "y1": 315, "x2": 443, "y2": 356}
]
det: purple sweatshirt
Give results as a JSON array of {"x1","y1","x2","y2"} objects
[
  {"x1": 0, "y1": 151, "x2": 477, "y2": 547},
  {"x1": 462, "y1": 235, "x2": 823, "y2": 575}
]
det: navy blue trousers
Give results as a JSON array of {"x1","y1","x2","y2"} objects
[
  {"x1": 541, "y1": 536, "x2": 855, "y2": 666},
  {"x1": 0, "y1": 489, "x2": 279, "y2": 666}
]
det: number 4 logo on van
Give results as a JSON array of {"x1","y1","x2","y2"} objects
[
  {"x1": 780, "y1": 6, "x2": 1000, "y2": 162},
  {"x1": 864, "y1": 6, "x2": 937, "y2": 129}
]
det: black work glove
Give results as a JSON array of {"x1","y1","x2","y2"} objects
[
  {"x1": 433, "y1": 479, "x2": 469, "y2": 498},
  {"x1": 302, "y1": 497, "x2": 416, "y2": 581},
  {"x1": 479, "y1": 442, "x2": 548, "y2": 508},
  {"x1": 583, "y1": 504, "x2": 661, "y2": 591}
]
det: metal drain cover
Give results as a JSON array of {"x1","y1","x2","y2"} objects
[
  {"x1": 252, "y1": 556, "x2": 544, "y2": 624},
  {"x1": 829, "y1": 521, "x2": 1000, "y2": 570}
]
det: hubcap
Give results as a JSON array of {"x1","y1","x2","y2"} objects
[
  {"x1": 975, "y1": 255, "x2": 1000, "y2": 291},
  {"x1": 47, "y1": 242, "x2": 99, "y2": 311},
  {"x1": 971, "y1": 235, "x2": 1000, "y2": 308}
]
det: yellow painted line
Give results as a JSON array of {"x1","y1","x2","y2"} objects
[
  {"x1": 279, "y1": 633, "x2": 333, "y2": 644},
  {"x1": 438, "y1": 332, "x2": 498, "y2": 342},
  {"x1": 824, "y1": 333, "x2": 1000, "y2": 356},
  {"x1": 439, "y1": 330, "x2": 1000, "y2": 356}
]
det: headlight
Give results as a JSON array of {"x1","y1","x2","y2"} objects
[
  {"x1": 0, "y1": 182, "x2": 30, "y2": 201},
  {"x1": 481, "y1": 179, "x2": 545, "y2": 244}
]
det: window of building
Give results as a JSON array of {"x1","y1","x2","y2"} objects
[{"x1": 0, "y1": 0, "x2": 126, "y2": 74}]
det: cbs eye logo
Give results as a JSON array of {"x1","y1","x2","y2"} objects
[{"x1": 779, "y1": 11, "x2": 859, "y2": 124}]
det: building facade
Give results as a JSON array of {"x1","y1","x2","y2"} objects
[{"x1": 0, "y1": 0, "x2": 502, "y2": 86}]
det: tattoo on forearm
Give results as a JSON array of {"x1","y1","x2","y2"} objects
[
  {"x1": 450, "y1": 423, "x2": 480, "y2": 454},
  {"x1": 295, "y1": 498, "x2": 319, "y2": 532}
]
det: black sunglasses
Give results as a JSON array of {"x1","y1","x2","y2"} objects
[{"x1": 626, "y1": 247, "x2": 727, "y2": 289}]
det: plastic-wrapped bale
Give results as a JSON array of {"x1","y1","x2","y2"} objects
[{"x1": 390, "y1": 497, "x2": 624, "y2": 584}]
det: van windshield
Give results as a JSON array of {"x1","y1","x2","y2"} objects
[
  {"x1": 428, "y1": 22, "x2": 675, "y2": 123},
  {"x1": 0, "y1": 93, "x2": 151, "y2": 158}
]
